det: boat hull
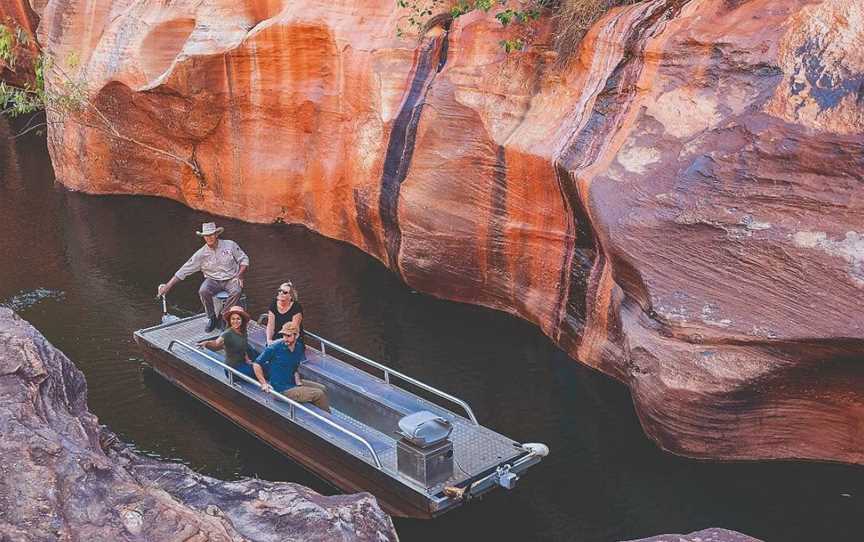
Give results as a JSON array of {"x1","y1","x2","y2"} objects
[{"x1": 135, "y1": 338, "x2": 440, "y2": 519}]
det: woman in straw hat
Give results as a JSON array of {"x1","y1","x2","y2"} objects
[{"x1": 197, "y1": 305, "x2": 256, "y2": 378}]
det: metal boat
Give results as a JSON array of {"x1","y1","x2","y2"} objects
[{"x1": 133, "y1": 308, "x2": 548, "y2": 519}]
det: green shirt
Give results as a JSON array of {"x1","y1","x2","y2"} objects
[{"x1": 221, "y1": 328, "x2": 249, "y2": 367}]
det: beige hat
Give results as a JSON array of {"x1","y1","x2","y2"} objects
[{"x1": 196, "y1": 222, "x2": 224, "y2": 236}]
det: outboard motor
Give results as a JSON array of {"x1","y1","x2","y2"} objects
[{"x1": 396, "y1": 411, "x2": 454, "y2": 488}]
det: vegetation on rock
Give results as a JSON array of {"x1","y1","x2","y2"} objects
[
  {"x1": 0, "y1": 23, "x2": 204, "y2": 179},
  {"x1": 395, "y1": 0, "x2": 640, "y2": 58}
]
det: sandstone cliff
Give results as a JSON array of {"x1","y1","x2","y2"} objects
[
  {"x1": 3, "y1": 0, "x2": 862, "y2": 464},
  {"x1": 0, "y1": 307, "x2": 398, "y2": 541},
  {"x1": 0, "y1": 0, "x2": 38, "y2": 87}
]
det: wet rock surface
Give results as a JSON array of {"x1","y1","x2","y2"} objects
[
  {"x1": 0, "y1": 307, "x2": 398, "y2": 541},
  {"x1": 1, "y1": 0, "x2": 862, "y2": 464},
  {"x1": 624, "y1": 527, "x2": 763, "y2": 542}
]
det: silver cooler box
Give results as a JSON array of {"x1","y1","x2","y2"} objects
[{"x1": 397, "y1": 438, "x2": 454, "y2": 488}]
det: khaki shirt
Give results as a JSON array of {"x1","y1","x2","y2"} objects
[{"x1": 175, "y1": 239, "x2": 249, "y2": 281}]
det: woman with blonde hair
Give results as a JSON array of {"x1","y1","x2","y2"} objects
[{"x1": 266, "y1": 281, "x2": 303, "y2": 345}]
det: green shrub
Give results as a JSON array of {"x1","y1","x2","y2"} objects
[{"x1": 395, "y1": 0, "x2": 641, "y2": 59}]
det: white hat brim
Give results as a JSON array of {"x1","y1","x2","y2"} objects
[{"x1": 196, "y1": 227, "x2": 224, "y2": 236}]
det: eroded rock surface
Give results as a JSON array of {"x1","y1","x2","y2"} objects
[
  {"x1": 0, "y1": 0, "x2": 39, "y2": 87},
  {"x1": 624, "y1": 527, "x2": 763, "y2": 542},
  {"x1": 0, "y1": 307, "x2": 398, "y2": 541},
  {"x1": 2, "y1": 0, "x2": 862, "y2": 464}
]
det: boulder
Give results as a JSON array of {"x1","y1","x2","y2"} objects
[
  {"x1": 0, "y1": 307, "x2": 398, "y2": 541},
  {"x1": 623, "y1": 527, "x2": 763, "y2": 542}
]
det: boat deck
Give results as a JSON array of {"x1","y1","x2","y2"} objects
[{"x1": 135, "y1": 314, "x2": 527, "y2": 499}]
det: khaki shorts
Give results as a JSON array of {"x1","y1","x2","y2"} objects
[{"x1": 283, "y1": 380, "x2": 330, "y2": 412}]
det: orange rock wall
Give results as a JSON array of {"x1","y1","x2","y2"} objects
[
  {"x1": 12, "y1": 0, "x2": 864, "y2": 463},
  {"x1": 0, "y1": 0, "x2": 39, "y2": 87}
]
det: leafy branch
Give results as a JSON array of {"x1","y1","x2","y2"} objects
[
  {"x1": 396, "y1": 0, "x2": 552, "y2": 52},
  {"x1": 396, "y1": 1, "x2": 643, "y2": 60},
  {"x1": 0, "y1": 23, "x2": 204, "y2": 181}
]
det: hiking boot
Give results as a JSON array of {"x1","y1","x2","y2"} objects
[{"x1": 204, "y1": 316, "x2": 218, "y2": 333}]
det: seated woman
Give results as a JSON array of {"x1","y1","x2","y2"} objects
[
  {"x1": 253, "y1": 321, "x2": 330, "y2": 412},
  {"x1": 266, "y1": 281, "x2": 303, "y2": 345},
  {"x1": 197, "y1": 305, "x2": 256, "y2": 378}
]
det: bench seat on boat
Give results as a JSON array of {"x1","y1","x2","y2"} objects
[
  {"x1": 298, "y1": 349, "x2": 457, "y2": 439},
  {"x1": 198, "y1": 348, "x2": 394, "y2": 463}
]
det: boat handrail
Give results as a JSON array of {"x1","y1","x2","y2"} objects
[
  {"x1": 303, "y1": 330, "x2": 479, "y2": 425},
  {"x1": 167, "y1": 339, "x2": 383, "y2": 469}
]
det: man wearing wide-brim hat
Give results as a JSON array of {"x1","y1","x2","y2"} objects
[{"x1": 157, "y1": 222, "x2": 250, "y2": 333}]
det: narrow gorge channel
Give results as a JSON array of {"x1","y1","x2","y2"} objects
[{"x1": 1, "y1": 119, "x2": 860, "y2": 541}]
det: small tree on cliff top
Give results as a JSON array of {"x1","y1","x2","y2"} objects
[
  {"x1": 397, "y1": 0, "x2": 549, "y2": 53},
  {"x1": 0, "y1": 23, "x2": 204, "y2": 181},
  {"x1": 396, "y1": 0, "x2": 640, "y2": 59}
]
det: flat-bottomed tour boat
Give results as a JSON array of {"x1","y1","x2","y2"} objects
[{"x1": 134, "y1": 307, "x2": 548, "y2": 519}]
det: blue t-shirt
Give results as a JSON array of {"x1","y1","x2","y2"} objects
[{"x1": 255, "y1": 339, "x2": 306, "y2": 393}]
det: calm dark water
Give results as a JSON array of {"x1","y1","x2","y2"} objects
[{"x1": 1, "y1": 118, "x2": 860, "y2": 541}]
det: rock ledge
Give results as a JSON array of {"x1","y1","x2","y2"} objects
[{"x1": 0, "y1": 307, "x2": 398, "y2": 542}]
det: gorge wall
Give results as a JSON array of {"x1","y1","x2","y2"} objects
[
  {"x1": 0, "y1": 0, "x2": 38, "y2": 87},
  {"x1": 4, "y1": 0, "x2": 862, "y2": 464}
]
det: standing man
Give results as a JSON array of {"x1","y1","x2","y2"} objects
[{"x1": 157, "y1": 222, "x2": 250, "y2": 333}]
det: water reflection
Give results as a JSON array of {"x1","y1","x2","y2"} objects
[{"x1": 0, "y1": 118, "x2": 860, "y2": 542}]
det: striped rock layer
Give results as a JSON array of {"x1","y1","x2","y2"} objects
[{"x1": 10, "y1": 0, "x2": 864, "y2": 463}]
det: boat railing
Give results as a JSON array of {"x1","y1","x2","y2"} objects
[
  {"x1": 303, "y1": 330, "x2": 479, "y2": 425},
  {"x1": 167, "y1": 339, "x2": 383, "y2": 469}
]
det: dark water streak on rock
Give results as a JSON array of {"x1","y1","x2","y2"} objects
[
  {"x1": 550, "y1": 0, "x2": 693, "y2": 341},
  {"x1": 379, "y1": 23, "x2": 451, "y2": 272}
]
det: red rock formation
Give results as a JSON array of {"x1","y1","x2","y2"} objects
[
  {"x1": 0, "y1": 307, "x2": 398, "y2": 541},
  {"x1": 11, "y1": 0, "x2": 864, "y2": 464},
  {"x1": 0, "y1": 0, "x2": 39, "y2": 87}
]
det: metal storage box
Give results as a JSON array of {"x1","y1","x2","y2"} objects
[
  {"x1": 397, "y1": 438, "x2": 454, "y2": 488},
  {"x1": 397, "y1": 410, "x2": 452, "y2": 447}
]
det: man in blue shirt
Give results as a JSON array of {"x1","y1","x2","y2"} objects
[{"x1": 253, "y1": 322, "x2": 330, "y2": 412}]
